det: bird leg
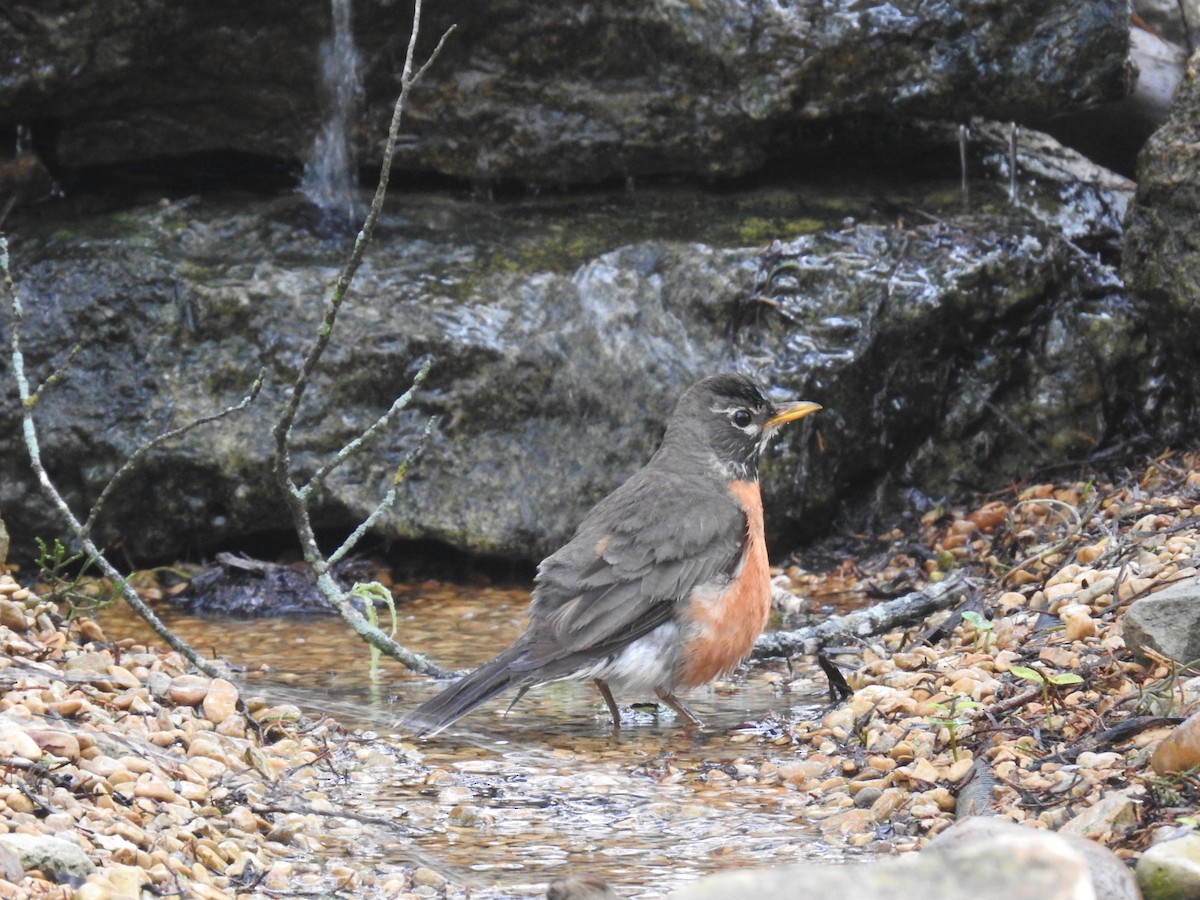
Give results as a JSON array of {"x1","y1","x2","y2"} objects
[
  {"x1": 817, "y1": 651, "x2": 853, "y2": 703},
  {"x1": 593, "y1": 679, "x2": 621, "y2": 730},
  {"x1": 655, "y1": 688, "x2": 703, "y2": 728}
]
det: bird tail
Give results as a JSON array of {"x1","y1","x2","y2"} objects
[{"x1": 401, "y1": 644, "x2": 527, "y2": 737}]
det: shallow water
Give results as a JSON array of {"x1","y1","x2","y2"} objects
[
  {"x1": 53, "y1": 167, "x2": 977, "y2": 895},
  {"x1": 99, "y1": 582, "x2": 874, "y2": 897}
]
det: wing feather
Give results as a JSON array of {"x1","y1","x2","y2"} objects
[{"x1": 515, "y1": 466, "x2": 747, "y2": 671}]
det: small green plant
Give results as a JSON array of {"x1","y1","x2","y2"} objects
[
  {"x1": 1009, "y1": 664, "x2": 1083, "y2": 709},
  {"x1": 350, "y1": 582, "x2": 399, "y2": 679},
  {"x1": 961, "y1": 610, "x2": 993, "y2": 652},
  {"x1": 927, "y1": 696, "x2": 983, "y2": 761},
  {"x1": 34, "y1": 537, "x2": 120, "y2": 621}
]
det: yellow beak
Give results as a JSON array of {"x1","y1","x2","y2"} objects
[{"x1": 765, "y1": 400, "x2": 822, "y2": 429}]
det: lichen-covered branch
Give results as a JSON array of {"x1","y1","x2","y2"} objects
[
  {"x1": 753, "y1": 574, "x2": 971, "y2": 659},
  {"x1": 271, "y1": 0, "x2": 456, "y2": 679},
  {"x1": 327, "y1": 412, "x2": 438, "y2": 567},
  {"x1": 2, "y1": 234, "x2": 224, "y2": 678},
  {"x1": 271, "y1": 5, "x2": 456, "y2": 462},
  {"x1": 301, "y1": 358, "x2": 433, "y2": 500}
]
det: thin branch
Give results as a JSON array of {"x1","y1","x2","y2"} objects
[
  {"x1": 271, "y1": 10, "x2": 456, "y2": 468},
  {"x1": 25, "y1": 343, "x2": 81, "y2": 409},
  {"x1": 2, "y1": 234, "x2": 223, "y2": 678},
  {"x1": 85, "y1": 369, "x2": 266, "y2": 533},
  {"x1": 270, "y1": 0, "x2": 456, "y2": 678},
  {"x1": 328, "y1": 412, "x2": 438, "y2": 566},
  {"x1": 302, "y1": 357, "x2": 432, "y2": 499}
]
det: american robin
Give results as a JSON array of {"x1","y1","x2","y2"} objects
[{"x1": 403, "y1": 373, "x2": 821, "y2": 736}]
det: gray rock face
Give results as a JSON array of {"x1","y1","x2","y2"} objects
[
  {"x1": 0, "y1": 153, "x2": 1156, "y2": 563},
  {"x1": 1123, "y1": 48, "x2": 1200, "y2": 438},
  {"x1": 1122, "y1": 576, "x2": 1200, "y2": 665},
  {"x1": 927, "y1": 818, "x2": 1140, "y2": 900},
  {"x1": 1133, "y1": 0, "x2": 1199, "y2": 47},
  {"x1": 0, "y1": 1, "x2": 1130, "y2": 182}
]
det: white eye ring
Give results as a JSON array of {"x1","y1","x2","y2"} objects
[{"x1": 731, "y1": 408, "x2": 753, "y2": 428}]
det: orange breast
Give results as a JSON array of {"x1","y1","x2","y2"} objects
[{"x1": 676, "y1": 479, "x2": 771, "y2": 689}]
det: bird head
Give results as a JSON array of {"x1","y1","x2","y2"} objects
[{"x1": 660, "y1": 373, "x2": 821, "y2": 481}]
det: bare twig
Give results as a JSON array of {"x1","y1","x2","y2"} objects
[
  {"x1": 2, "y1": 234, "x2": 224, "y2": 677},
  {"x1": 85, "y1": 369, "x2": 265, "y2": 533},
  {"x1": 271, "y1": 0, "x2": 456, "y2": 679},
  {"x1": 302, "y1": 359, "x2": 432, "y2": 499},
  {"x1": 328, "y1": 410, "x2": 438, "y2": 566}
]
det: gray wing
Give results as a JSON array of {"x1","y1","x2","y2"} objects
[{"x1": 512, "y1": 467, "x2": 747, "y2": 672}]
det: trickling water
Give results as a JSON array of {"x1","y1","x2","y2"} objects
[{"x1": 300, "y1": 0, "x2": 364, "y2": 228}]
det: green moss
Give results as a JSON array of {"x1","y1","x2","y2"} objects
[
  {"x1": 736, "y1": 216, "x2": 825, "y2": 244},
  {"x1": 484, "y1": 234, "x2": 610, "y2": 277}
]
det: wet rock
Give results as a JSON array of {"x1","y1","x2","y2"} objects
[
  {"x1": 1058, "y1": 789, "x2": 1142, "y2": 840},
  {"x1": 1030, "y1": 23, "x2": 1187, "y2": 176},
  {"x1": 64, "y1": 651, "x2": 110, "y2": 675},
  {"x1": 167, "y1": 674, "x2": 213, "y2": 707},
  {"x1": 411, "y1": 867, "x2": 447, "y2": 889},
  {"x1": 1124, "y1": 48, "x2": 1200, "y2": 438},
  {"x1": 0, "y1": 719, "x2": 44, "y2": 762},
  {"x1": 1122, "y1": 576, "x2": 1200, "y2": 665},
  {"x1": 0, "y1": 841, "x2": 20, "y2": 883},
  {"x1": 1136, "y1": 830, "x2": 1200, "y2": 900},
  {"x1": 670, "y1": 814, "x2": 1138, "y2": 899},
  {"x1": 26, "y1": 728, "x2": 81, "y2": 761},
  {"x1": 0, "y1": 833, "x2": 95, "y2": 883},
  {"x1": 1151, "y1": 711, "x2": 1200, "y2": 775},
  {"x1": 967, "y1": 118, "x2": 1135, "y2": 249},
  {"x1": 1134, "y1": 0, "x2": 1200, "y2": 47},
  {"x1": 0, "y1": 181, "x2": 1157, "y2": 563},
  {"x1": 547, "y1": 874, "x2": 620, "y2": 900},
  {"x1": 927, "y1": 818, "x2": 1139, "y2": 900},
  {"x1": 176, "y1": 553, "x2": 370, "y2": 615},
  {"x1": 202, "y1": 677, "x2": 240, "y2": 726},
  {"x1": 0, "y1": 598, "x2": 27, "y2": 631},
  {"x1": 0, "y1": 2, "x2": 1129, "y2": 183},
  {"x1": 79, "y1": 865, "x2": 151, "y2": 898}
]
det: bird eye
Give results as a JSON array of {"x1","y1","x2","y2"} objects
[{"x1": 731, "y1": 408, "x2": 753, "y2": 428}]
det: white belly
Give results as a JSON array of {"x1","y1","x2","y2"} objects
[{"x1": 571, "y1": 622, "x2": 681, "y2": 695}]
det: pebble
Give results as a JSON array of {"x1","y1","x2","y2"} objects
[
  {"x1": 26, "y1": 729, "x2": 81, "y2": 760},
  {"x1": 2, "y1": 461, "x2": 1199, "y2": 897},
  {"x1": 412, "y1": 866, "x2": 448, "y2": 888},
  {"x1": 0, "y1": 599, "x2": 27, "y2": 631},
  {"x1": 167, "y1": 675, "x2": 212, "y2": 706},
  {"x1": 202, "y1": 678, "x2": 239, "y2": 725},
  {"x1": 0, "y1": 721, "x2": 43, "y2": 761},
  {"x1": 1151, "y1": 711, "x2": 1200, "y2": 775}
]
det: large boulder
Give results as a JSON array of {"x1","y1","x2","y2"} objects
[{"x1": 0, "y1": 150, "x2": 1156, "y2": 563}]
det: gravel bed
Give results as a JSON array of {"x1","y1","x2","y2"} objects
[{"x1": 2, "y1": 452, "x2": 1199, "y2": 897}]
